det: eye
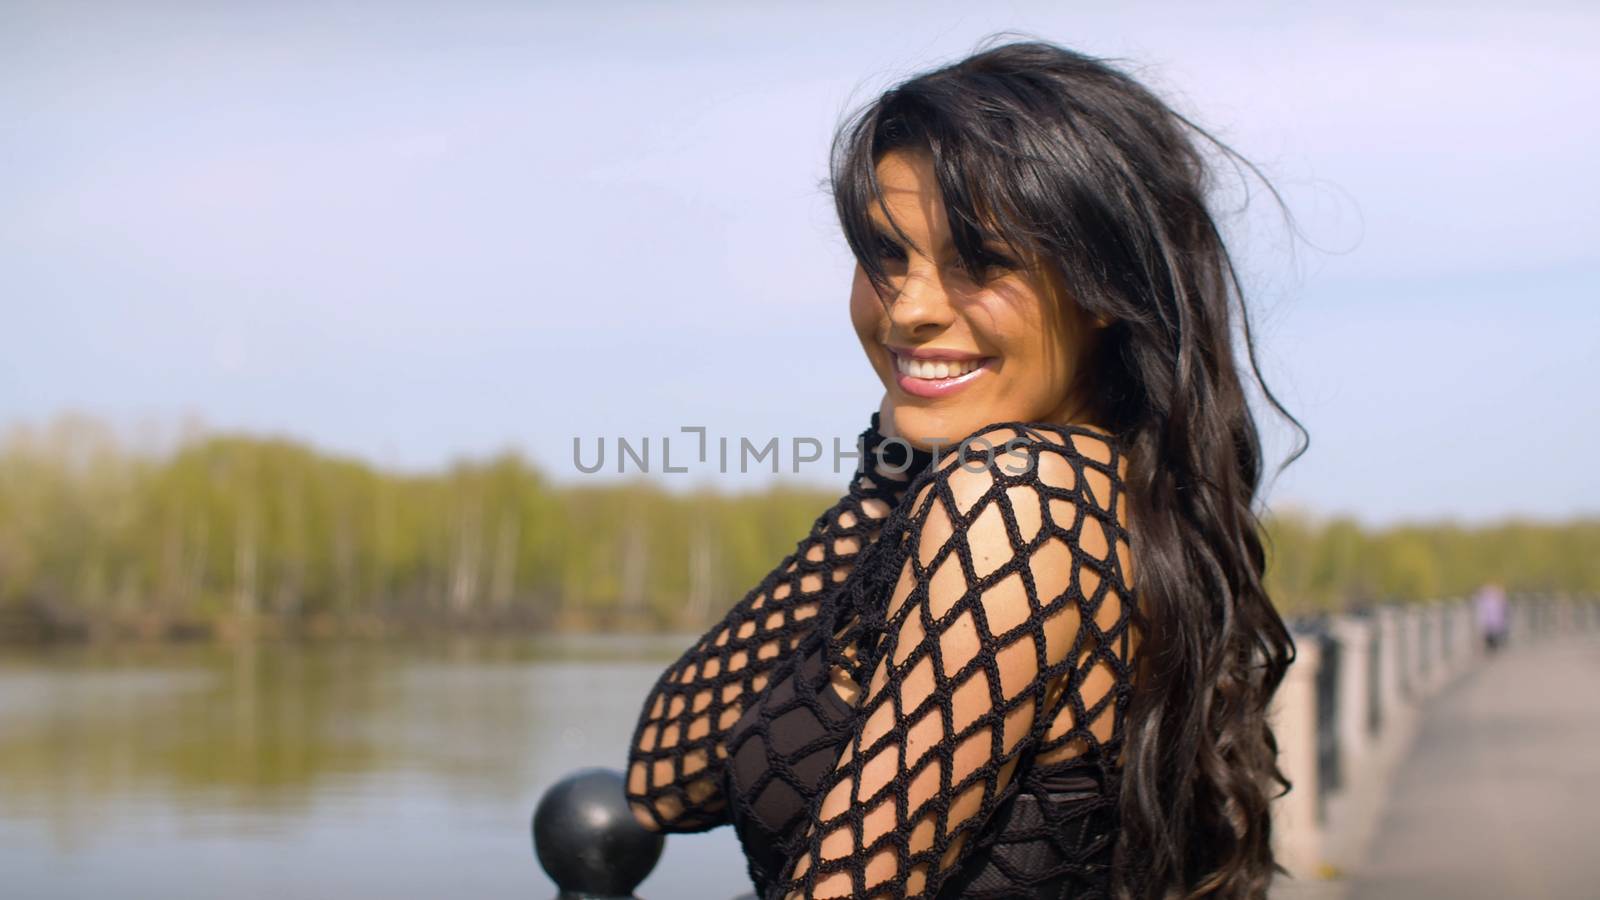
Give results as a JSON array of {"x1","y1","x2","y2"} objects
[
  {"x1": 979, "y1": 249, "x2": 1021, "y2": 272},
  {"x1": 864, "y1": 234, "x2": 909, "y2": 283},
  {"x1": 871, "y1": 234, "x2": 907, "y2": 262},
  {"x1": 960, "y1": 247, "x2": 1021, "y2": 284}
]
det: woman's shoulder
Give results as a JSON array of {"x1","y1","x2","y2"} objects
[
  {"x1": 882, "y1": 420, "x2": 1135, "y2": 579},
  {"x1": 914, "y1": 420, "x2": 1128, "y2": 499}
]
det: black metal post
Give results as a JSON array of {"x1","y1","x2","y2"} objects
[{"x1": 532, "y1": 767, "x2": 664, "y2": 900}]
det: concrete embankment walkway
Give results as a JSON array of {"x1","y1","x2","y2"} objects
[{"x1": 1344, "y1": 636, "x2": 1600, "y2": 899}]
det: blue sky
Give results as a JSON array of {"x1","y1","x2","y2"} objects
[{"x1": 2, "y1": 0, "x2": 1596, "y2": 525}]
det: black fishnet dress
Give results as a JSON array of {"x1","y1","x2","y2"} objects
[{"x1": 626, "y1": 413, "x2": 1141, "y2": 899}]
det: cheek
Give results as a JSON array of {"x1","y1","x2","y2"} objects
[
  {"x1": 978, "y1": 290, "x2": 1049, "y2": 371},
  {"x1": 848, "y1": 269, "x2": 883, "y2": 341},
  {"x1": 983, "y1": 286, "x2": 1078, "y2": 405}
]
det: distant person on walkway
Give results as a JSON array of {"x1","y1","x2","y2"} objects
[{"x1": 1475, "y1": 583, "x2": 1509, "y2": 653}]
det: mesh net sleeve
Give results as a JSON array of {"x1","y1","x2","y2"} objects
[
  {"x1": 768, "y1": 425, "x2": 1138, "y2": 898},
  {"x1": 624, "y1": 413, "x2": 934, "y2": 832}
]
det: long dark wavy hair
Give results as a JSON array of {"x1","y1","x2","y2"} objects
[{"x1": 828, "y1": 37, "x2": 1306, "y2": 898}]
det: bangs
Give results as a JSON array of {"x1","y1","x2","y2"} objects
[{"x1": 830, "y1": 87, "x2": 1048, "y2": 297}]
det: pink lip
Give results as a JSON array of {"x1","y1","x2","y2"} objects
[
  {"x1": 886, "y1": 344, "x2": 987, "y2": 361},
  {"x1": 888, "y1": 346, "x2": 995, "y2": 399}
]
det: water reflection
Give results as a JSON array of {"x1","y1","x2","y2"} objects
[{"x1": 0, "y1": 637, "x2": 749, "y2": 900}]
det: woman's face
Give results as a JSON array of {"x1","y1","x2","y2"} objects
[{"x1": 850, "y1": 148, "x2": 1101, "y2": 451}]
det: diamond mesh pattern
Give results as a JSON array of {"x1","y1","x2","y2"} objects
[
  {"x1": 627, "y1": 418, "x2": 1140, "y2": 899},
  {"x1": 766, "y1": 423, "x2": 1139, "y2": 898},
  {"x1": 625, "y1": 415, "x2": 931, "y2": 831}
]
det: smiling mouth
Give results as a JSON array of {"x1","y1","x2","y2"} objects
[
  {"x1": 895, "y1": 356, "x2": 984, "y2": 379},
  {"x1": 891, "y1": 351, "x2": 995, "y2": 399}
]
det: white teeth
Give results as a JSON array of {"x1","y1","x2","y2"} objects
[{"x1": 895, "y1": 355, "x2": 983, "y2": 380}]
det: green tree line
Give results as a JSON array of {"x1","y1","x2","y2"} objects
[
  {"x1": 1, "y1": 417, "x2": 1594, "y2": 640},
  {"x1": 1263, "y1": 509, "x2": 1600, "y2": 614}
]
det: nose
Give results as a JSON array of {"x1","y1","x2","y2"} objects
[{"x1": 885, "y1": 264, "x2": 956, "y2": 340}]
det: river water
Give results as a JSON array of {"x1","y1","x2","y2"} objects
[{"x1": 0, "y1": 636, "x2": 752, "y2": 900}]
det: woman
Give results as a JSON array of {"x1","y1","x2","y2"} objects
[{"x1": 625, "y1": 37, "x2": 1301, "y2": 899}]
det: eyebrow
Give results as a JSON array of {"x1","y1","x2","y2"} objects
[
  {"x1": 867, "y1": 221, "x2": 1012, "y2": 258},
  {"x1": 868, "y1": 221, "x2": 925, "y2": 257}
]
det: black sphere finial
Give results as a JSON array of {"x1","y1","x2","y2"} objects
[{"x1": 532, "y1": 767, "x2": 664, "y2": 900}]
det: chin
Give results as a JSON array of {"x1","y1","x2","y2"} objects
[{"x1": 890, "y1": 405, "x2": 997, "y2": 452}]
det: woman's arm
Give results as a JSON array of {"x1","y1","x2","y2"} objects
[
  {"x1": 769, "y1": 426, "x2": 1138, "y2": 898},
  {"x1": 624, "y1": 411, "x2": 931, "y2": 832}
]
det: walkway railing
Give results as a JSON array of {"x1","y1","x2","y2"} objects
[
  {"x1": 1272, "y1": 592, "x2": 1599, "y2": 885},
  {"x1": 530, "y1": 768, "x2": 663, "y2": 900}
]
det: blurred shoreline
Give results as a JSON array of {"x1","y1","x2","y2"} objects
[{"x1": 3, "y1": 416, "x2": 1596, "y2": 645}]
